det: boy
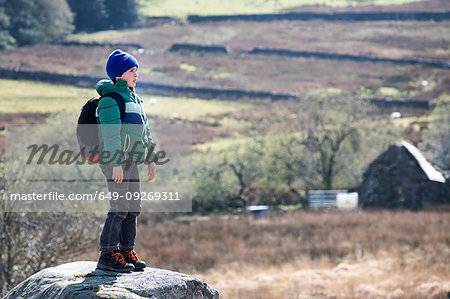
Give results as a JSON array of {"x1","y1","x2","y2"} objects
[{"x1": 96, "y1": 49, "x2": 157, "y2": 272}]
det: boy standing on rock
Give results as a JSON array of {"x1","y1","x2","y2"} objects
[{"x1": 96, "y1": 49, "x2": 157, "y2": 272}]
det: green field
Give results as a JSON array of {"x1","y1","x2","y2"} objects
[
  {"x1": 140, "y1": 94, "x2": 255, "y2": 120},
  {"x1": 0, "y1": 80, "x2": 95, "y2": 114},
  {"x1": 138, "y1": 0, "x2": 419, "y2": 17},
  {"x1": 0, "y1": 79, "x2": 253, "y2": 119}
]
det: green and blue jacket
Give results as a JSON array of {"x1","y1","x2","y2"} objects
[{"x1": 95, "y1": 79, "x2": 157, "y2": 166}]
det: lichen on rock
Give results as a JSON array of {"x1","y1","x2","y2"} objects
[{"x1": 5, "y1": 261, "x2": 219, "y2": 299}]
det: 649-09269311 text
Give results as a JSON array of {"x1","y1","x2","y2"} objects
[{"x1": 8, "y1": 191, "x2": 181, "y2": 201}]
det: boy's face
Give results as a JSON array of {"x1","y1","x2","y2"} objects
[{"x1": 116, "y1": 66, "x2": 138, "y2": 88}]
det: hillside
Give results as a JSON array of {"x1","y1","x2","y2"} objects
[
  {"x1": 0, "y1": 0, "x2": 448, "y2": 188},
  {"x1": 137, "y1": 0, "x2": 450, "y2": 16},
  {"x1": 1, "y1": 3, "x2": 449, "y2": 102}
]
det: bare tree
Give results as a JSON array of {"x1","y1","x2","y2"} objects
[
  {"x1": 295, "y1": 96, "x2": 374, "y2": 190},
  {"x1": 221, "y1": 144, "x2": 263, "y2": 209},
  {"x1": 422, "y1": 99, "x2": 450, "y2": 170},
  {"x1": 0, "y1": 210, "x2": 100, "y2": 295},
  {"x1": 303, "y1": 123, "x2": 360, "y2": 190},
  {"x1": 0, "y1": 162, "x2": 100, "y2": 295}
]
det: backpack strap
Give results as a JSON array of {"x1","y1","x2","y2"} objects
[{"x1": 102, "y1": 92, "x2": 126, "y2": 119}]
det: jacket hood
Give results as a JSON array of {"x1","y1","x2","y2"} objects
[{"x1": 96, "y1": 79, "x2": 134, "y2": 97}]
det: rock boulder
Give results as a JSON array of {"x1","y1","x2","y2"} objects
[{"x1": 5, "y1": 261, "x2": 219, "y2": 299}]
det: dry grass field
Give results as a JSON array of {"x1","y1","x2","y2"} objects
[
  {"x1": 195, "y1": 253, "x2": 449, "y2": 298},
  {"x1": 79, "y1": 210, "x2": 450, "y2": 298},
  {"x1": 151, "y1": 210, "x2": 450, "y2": 298}
]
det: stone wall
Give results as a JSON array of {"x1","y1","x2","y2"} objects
[
  {"x1": 187, "y1": 11, "x2": 450, "y2": 23},
  {"x1": 0, "y1": 67, "x2": 432, "y2": 108}
]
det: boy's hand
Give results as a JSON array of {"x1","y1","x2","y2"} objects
[
  {"x1": 112, "y1": 165, "x2": 123, "y2": 183},
  {"x1": 148, "y1": 162, "x2": 156, "y2": 181}
]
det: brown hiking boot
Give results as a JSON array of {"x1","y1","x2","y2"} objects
[
  {"x1": 97, "y1": 250, "x2": 135, "y2": 272},
  {"x1": 121, "y1": 249, "x2": 146, "y2": 270}
]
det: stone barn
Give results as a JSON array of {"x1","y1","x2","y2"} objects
[{"x1": 358, "y1": 141, "x2": 448, "y2": 210}]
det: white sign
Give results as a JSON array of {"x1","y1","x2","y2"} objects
[{"x1": 336, "y1": 192, "x2": 358, "y2": 210}]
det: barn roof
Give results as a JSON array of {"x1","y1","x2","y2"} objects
[{"x1": 401, "y1": 141, "x2": 446, "y2": 183}]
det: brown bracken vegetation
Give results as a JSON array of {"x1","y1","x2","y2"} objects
[{"x1": 106, "y1": 210, "x2": 450, "y2": 298}]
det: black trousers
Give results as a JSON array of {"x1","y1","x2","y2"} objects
[{"x1": 98, "y1": 161, "x2": 142, "y2": 251}]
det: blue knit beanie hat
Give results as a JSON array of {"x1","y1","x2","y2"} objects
[{"x1": 106, "y1": 49, "x2": 139, "y2": 81}]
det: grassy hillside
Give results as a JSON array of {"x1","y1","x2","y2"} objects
[
  {"x1": 0, "y1": 80, "x2": 94, "y2": 114},
  {"x1": 4, "y1": 18, "x2": 449, "y2": 101},
  {"x1": 1, "y1": 1, "x2": 447, "y2": 182},
  {"x1": 0, "y1": 79, "x2": 257, "y2": 155},
  {"x1": 138, "y1": 0, "x2": 421, "y2": 17},
  {"x1": 0, "y1": 79, "x2": 253, "y2": 118}
]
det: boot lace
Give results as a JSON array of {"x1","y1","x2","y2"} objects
[
  {"x1": 124, "y1": 250, "x2": 139, "y2": 261},
  {"x1": 109, "y1": 251, "x2": 126, "y2": 265}
]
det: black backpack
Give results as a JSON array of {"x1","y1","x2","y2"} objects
[{"x1": 76, "y1": 92, "x2": 126, "y2": 163}]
